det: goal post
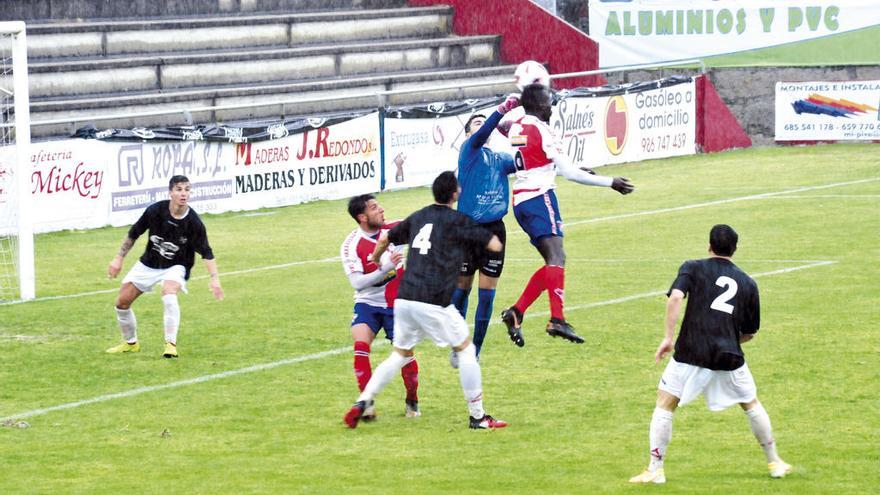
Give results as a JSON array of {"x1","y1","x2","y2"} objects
[{"x1": 0, "y1": 21, "x2": 33, "y2": 301}]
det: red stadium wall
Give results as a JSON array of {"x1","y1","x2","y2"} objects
[
  {"x1": 696, "y1": 76, "x2": 752, "y2": 152},
  {"x1": 409, "y1": 0, "x2": 604, "y2": 89}
]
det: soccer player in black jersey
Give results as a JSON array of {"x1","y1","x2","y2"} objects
[
  {"x1": 630, "y1": 225, "x2": 791, "y2": 484},
  {"x1": 106, "y1": 175, "x2": 224, "y2": 358},
  {"x1": 344, "y1": 171, "x2": 508, "y2": 430}
]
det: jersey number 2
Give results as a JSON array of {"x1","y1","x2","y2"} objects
[
  {"x1": 412, "y1": 224, "x2": 434, "y2": 255},
  {"x1": 710, "y1": 276, "x2": 738, "y2": 314}
]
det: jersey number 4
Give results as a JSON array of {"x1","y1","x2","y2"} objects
[
  {"x1": 412, "y1": 224, "x2": 434, "y2": 255},
  {"x1": 710, "y1": 276, "x2": 738, "y2": 314}
]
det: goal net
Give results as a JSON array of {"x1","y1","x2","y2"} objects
[{"x1": 0, "y1": 21, "x2": 33, "y2": 302}]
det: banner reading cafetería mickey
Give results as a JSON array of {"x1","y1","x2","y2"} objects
[{"x1": 590, "y1": 0, "x2": 880, "y2": 68}]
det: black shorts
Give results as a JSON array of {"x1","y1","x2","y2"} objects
[{"x1": 460, "y1": 219, "x2": 506, "y2": 278}]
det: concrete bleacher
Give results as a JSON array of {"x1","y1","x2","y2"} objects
[{"x1": 18, "y1": 3, "x2": 517, "y2": 138}]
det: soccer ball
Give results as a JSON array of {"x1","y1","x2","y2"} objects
[{"x1": 514, "y1": 60, "x2": 550, "y2": 91}]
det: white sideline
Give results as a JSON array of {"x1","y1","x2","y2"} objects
[
  {"x1": 0, "y1": 260, "x2": 835, "y2": 422},
  {"x1": 564, "y1": 178, "x2": 879, "y2": 228},
  {"x1": 0, "y1": 258, "x2": 338, "y2": 306},
  {"x1": 1, "y1": 177, "x2": 873, "y2": 307}
]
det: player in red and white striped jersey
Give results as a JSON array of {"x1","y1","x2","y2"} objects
[
  {"x1": 500, "y1": 84, "x2": 635, "y2": 346},
  {"x1": 341, "y1": 194, "x2": 420, "y2": 419}
]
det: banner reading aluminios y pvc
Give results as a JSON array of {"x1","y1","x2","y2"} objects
[{"x1": 589, "y1": 0, "x2": 880, "y2": 68}]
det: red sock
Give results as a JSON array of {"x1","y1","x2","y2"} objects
[
  {"x1": 545, "y1": 265, "x2": 565, "y2": 320},
  {"x1": 515, "y1": 266, "x2": 547, "y2": 313},
  {"x1": 401, "y1": 358, "x2": 419, "y2": 402},
  {"x1": 353, "y1": 341, "x2": 371, "y2": 392}
]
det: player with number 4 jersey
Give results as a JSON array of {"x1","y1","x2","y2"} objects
[{"x1": 344, "y1": 172, "x2": 508, "y2": 430}]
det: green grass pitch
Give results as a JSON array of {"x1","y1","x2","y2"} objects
[{"x1": 1, "y1": 143, "x2": 878, "y2": 494}]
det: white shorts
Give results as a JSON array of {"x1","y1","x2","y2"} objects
[
  {"x1": 658, "y1": 358, "x2": 757, "y2": 412},
  {"x1": 391, "y1": 299, "x2": 470, "y2": 351},
  {"x1": 122, "y1": 261, "x2": 188, "y2": 294}
]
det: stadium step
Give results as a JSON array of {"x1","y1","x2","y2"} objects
[
  {"x1": 31, "y1": 65, "x2": 517, "y2": 137},
  {"x1": 27, "y1": 35, "x2": 500, "y2": 98},
  {"x1": 1, "y1": 0, "x2": 410, "y2": 21},
  {"x1": 20, "y1": 4, "x2": 511, "y2": 138},
  {"x1": 25, "y1": 6, "x2": 454, "y2": 59}
]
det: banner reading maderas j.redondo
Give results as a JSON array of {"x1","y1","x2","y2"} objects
[{"x1": 589, "y1": 0, "x2": 880, "y2": 68}]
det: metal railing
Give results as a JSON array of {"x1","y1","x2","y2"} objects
[{"x1": 25, "y1": 59, "x2": 706, "y2": 129}]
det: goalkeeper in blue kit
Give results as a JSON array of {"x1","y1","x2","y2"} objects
[{"x1": 449, "y1": 94, "x2": 521, "y2": 363}]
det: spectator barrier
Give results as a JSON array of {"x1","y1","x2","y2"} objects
[{"x1": 2, "y1": 76, "x2": 701, "y2": 234}]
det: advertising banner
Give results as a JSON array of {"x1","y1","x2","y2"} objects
[
  {"x1": 775, "y1": 80, "x2": 880, "y2": 141},
  {"x1": 550, "y1": 78, "x2": 696, "y2": 167},
  {"x1": 589, "y1": 0, "x2": 880, "y2": 68},
  {"x1": 0, "y1": 145, "x2": 18, "y2": 234},
  {"x1": 231, "y1": 112, "x2": 381, "y2": 209},
  {"x1": 107, "y1": 140, "x2": 234, "y2": 227},
  {"x1": 74, "y1": 112, "x2": 365, "y2": 143},
  {"x1": 3, "y1": 80, "x2": 697, "y2": 235},
  {"x1": 383, "y1": 98, "x2": 507, "y2": 191},
  {"x1": 0, "y1": 140, "x2": 112, "y2": 233}
]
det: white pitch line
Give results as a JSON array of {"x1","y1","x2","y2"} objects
[
  {"x1": 755, "y1": 194, "x2": 880, "y2": 199},
  {"x1": 0, "y1": 258, "x2": 340, "y2": 306},
  {"x1": 0, "y1": 260, "x2": 836, "y2": 422},
  {"x1": 505, "y1": 258, "x2": 835, "y2": 264},
  {"x1": 237, "y1": 211, "x2": 277, "y2": 217},
  {"x1": 0, "y1": 345, "x2": 357, "y2": 422},
  {"x1": 509, "y1": 261, "x2": 837, "y2": 319},
  {"x1": 3, "y1": 177, "x2": 872, "y2": 307},
  {"x1": 564, "y1": 177, "x2": 880, "y2": 228}
]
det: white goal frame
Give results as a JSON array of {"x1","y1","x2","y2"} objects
[{"x1": 0, "y1": 21, "x2": 33, "y2": 301}]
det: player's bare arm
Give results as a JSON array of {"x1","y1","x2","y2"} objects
[
  {"x1": 740, "y1": 333, "x2": 754, "y2": 344},
  {"x1": 108, "y1": 237, "x2": 135, "y2": 278},
  {"x1": 204, "y1": 258, "x2": 224, "y2": 300},
  {"x1": 656, "y1": 289, "x2": 684, "y2": 363}
]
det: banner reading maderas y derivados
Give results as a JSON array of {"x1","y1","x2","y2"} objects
[{"x1": 589, "y1": 0, "x2": 880, "y2": 68}]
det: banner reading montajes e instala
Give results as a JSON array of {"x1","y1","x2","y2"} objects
[
  {"x1": 775, "y1": 80, "x2": 880, "y2": 141},
  {"x1": 589, "y1": 0, "x2": 880, "y2": 68}
]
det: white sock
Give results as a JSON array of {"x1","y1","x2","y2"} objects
[
  {"x1": 649, "y1": 407, "x2": 674, "y2": 471},
  {"x1": 745, "y1": 402, "x2": 780, "y2": 463},
  {"x1": 162, "y1": 294, "x2": 180, "y2": 345},
  {"x1": 358, "y1": 351, "x2": 407, "y2": 403},
  {"x1": 115, "y1": 307, "x2": 137, "y2": 343},
  {"x1": 456, "y1": 344, "x2": 485, "y2": 419}
]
